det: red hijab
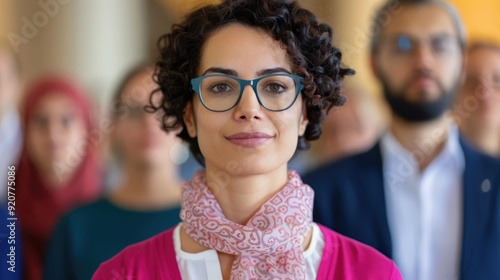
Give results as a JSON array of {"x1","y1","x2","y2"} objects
[{"x1": 15, "y1": 77, "x2": 102, "y2": 280}]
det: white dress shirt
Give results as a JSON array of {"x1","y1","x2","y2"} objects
[
  {"x1": 381, "y1": 125, "x2": 464, "y2": 280},
  {"x1": 0, "y1": 110, "x2": 22, "y2": 202},
  {"x1": 174, "y1": 222, "x2": 324, "y2": 280}
]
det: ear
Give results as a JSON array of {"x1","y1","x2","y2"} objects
[
  {"x1": 183, "y1": 101, "x2": 197, "y2": 138},
  {"x1": 298, "y1": 101, "x2": 309, "y2": 137}
]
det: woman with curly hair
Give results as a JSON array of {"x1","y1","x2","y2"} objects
[{"x1": 93, "y1": 0, "x2": 402, "y2": 279}]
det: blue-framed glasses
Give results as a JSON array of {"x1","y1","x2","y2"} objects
[
  {"x1": 383, "y1": 34, "x2": 460, "y2": 56},
  {"x1": 191, "y1": 73, "x2": 304, "y2": 112}
]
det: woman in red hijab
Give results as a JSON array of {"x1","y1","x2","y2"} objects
[{"x1": 15, "y1": 77, "x2": 101, "y2": 280}]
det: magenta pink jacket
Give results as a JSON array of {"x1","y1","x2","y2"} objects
[{"x1": 93, "y1": 224, "x2": 402, "y2": 279}]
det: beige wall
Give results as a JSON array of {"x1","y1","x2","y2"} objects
[
  {"x1": 2, "y1": 0, "x2": 498, "y2": 108},
  {"x1": 323, "y1": 0, "x2": 386, "y2": 96},
  {"x1": 449, "y1": 0, "x2": 500, "y2": 43},
  {"x1": 1, "y1": 0, "x2": 152, "y2": 109},
  {"x1": 0, "y1": 0, "x2": 17, "y2": 39}
]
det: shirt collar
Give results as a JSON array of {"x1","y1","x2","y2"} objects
[{"x1": 380, "y1": 124, "x2": 465, "y2": 173}]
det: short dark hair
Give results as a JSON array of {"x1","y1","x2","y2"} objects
[
  {"x1": 111, "y1": 65, "x2": 153, "y2": 119},
  {"x1": 370, "y1": 0, "x2": 467, "y2": 54},
  {"x1": 149, "y1": 0, "x2": 354, "y2": 166}
]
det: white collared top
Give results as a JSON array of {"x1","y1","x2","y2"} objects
[
  {"x1": 174, "y1": 222, "x2": 324, "y2": 280},
  {"x1": 381, "y1": 125, "x2": 465, "y2": 280}
]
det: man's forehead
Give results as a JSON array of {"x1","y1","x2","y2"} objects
[{"x1": 381, "y1": 3, "x2": 458, "y2": 38}]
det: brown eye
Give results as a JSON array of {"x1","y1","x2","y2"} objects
[
  {"x1": 265, "y1": 83, "x2": 286, "y2": 94},
  {"x1": 33, "y1": 115, "x2": 49, "y2": 129},
  {"x1": 61, "y1": 115, "x2": 75, "y2": 128},
  {"x1": 210, "y1": 83, "x2": 232, "y2": 93}
]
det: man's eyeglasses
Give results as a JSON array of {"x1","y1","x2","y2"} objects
[
  {"x1": 190, "y1": 73, "x2": 304, "y2": 112},
  {"x1": 463, "y1": 76, "x2": 500, "y2": 92},
  {"x1": 381, "y1": 35, "x2": 461, "y2": 56},
  {"x1": 114, "y1": 103, "x2": 160, "y2": 120}
]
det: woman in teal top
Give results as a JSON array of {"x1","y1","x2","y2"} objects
[
  {"x1": 44, "y1": 67, "x2": 183, "y2": 280},
  {"x1": 44, "y1": 198, "x2": 180, "y2": 280}
]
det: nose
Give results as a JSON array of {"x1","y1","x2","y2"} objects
[
  {"x1": 414, "y1": 43, "x2": 435, "y2": 71},
  {"x1": 44, "y1": 120, "x2": 64, "y2": 150},
  {"x1": 233, "y1": 85, "x2": 263, "y2": 121},
  {"x1": 47, "y1": 120, "x2": 60, "y2": 143}
]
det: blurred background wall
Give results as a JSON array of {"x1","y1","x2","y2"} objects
[
  {"x1": 0, "y1": 0, "x2": 175, "y2": 109},
  {"x1": 0, "y1": 0, "x2": 498, "y2": 107}
]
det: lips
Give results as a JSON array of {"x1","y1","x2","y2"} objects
[
  {"x1": 411, "y1": 76, "x2": 437, "y2": 89},
  {"x1": 225, "y1": 132, "x2": 272, "y2": 148}
]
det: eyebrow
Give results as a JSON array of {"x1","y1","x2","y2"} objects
[
  {"x1": 202, "y1": 67, "x2": 292, "y2": 77},
  {"x1": 202, "y1": 67, "x2": 237, "y2": 76},
  {"x1": 257, "y1": 67, "x2": 292, "y2": 76}
]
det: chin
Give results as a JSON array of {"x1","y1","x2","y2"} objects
[
  {"x1": 220, "y1": 157, "x2": 287, "y2": 178},
  {"x1": 51, "y1": 154, "x2": 78, "y2": 167},
  {"x1": 411, "y1": 91, "x2": 439, "y2": 102}
]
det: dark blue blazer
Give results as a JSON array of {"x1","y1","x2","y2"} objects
[{"x1": 303, "y1": 136, "x2": 500, "y2": 280}]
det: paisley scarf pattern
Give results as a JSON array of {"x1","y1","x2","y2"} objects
[{"x1": 181, "y1": 170, "x2": 314, "y2": 280}]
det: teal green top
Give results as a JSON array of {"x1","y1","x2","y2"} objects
[{"x1": 43, "y1": 198, "x2": 181, "y2": 280}]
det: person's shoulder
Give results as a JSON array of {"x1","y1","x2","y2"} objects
[
  {"x1": 459, "y1": 135, "x2": 500, "y2": 181},
  {"x1": 57, "y1": 198, "x2": 110, "y2": 227},
  {"x1": 472, "y1": 149, "x2": 500, "y2": 167},
  {"x1": 67, "y1": 198, "x2": 110, "y2": 217},
  {"x1": 460, "y1": 134, "x2": 500, "y2": 165},
  {"x1": 92, "y1": 227, "x2": 175, "y2": 279},
  {"x1": 318, "y1": 224, "x2": 402, "y2": 279},
  {"x1": 322, "y1": 225, "x2": 391, "y2": 263}
]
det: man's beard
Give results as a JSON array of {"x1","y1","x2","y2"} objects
[{"x1": 380, "y1": 71, "x2": 460, "y2": 122}]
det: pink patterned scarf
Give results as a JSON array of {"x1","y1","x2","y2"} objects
[{"x1": 181, "y1": 170, "x2": 314, "y2": 280}]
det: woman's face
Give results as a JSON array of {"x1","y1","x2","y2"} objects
[
  {"x1": 27, "y1": 93, "x2": 87, "y2": 180},
  {"x1": 114, "y1": 72, "x2": 181, "y2": 167},
  {"x1": 184, "y1": 24, "x2": 308, "y2": 177}
]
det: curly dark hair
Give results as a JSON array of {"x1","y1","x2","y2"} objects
[{"x1": 149, "y1": 0, "x2": 354, "y2": 166}]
